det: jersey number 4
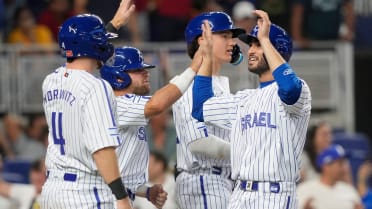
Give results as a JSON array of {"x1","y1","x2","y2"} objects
[{"x1": 52, "y1": 112, "x2": 66, "y2": 155}]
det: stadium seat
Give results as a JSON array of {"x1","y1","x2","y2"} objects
[
  {"x1": 332, "y1": 132, "x2": 372, "y2": 185},
  {"x1": 1, "y1": 158, "x2": 32, "y2": 184}
]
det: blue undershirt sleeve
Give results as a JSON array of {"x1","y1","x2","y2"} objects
[
  {"x1": 192, "y1": 75, "x2": 214, "y2": 122},
  {"x1": 272, "y1": 63, "x2": 302, "y2": 105}
]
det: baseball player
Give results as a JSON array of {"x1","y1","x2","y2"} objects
[
  {"x1": 192, "y1": 10, "x2": 312, "y2": 209},
  {"x1": 100, "y1": 43, "x2": 207, "y2": 208},
  {"x1": 40, "y1": 14, "x2": 133, "y2": 209},
  {"x1": 172, "y1": 12, "x2": 245, "y2": 209}
]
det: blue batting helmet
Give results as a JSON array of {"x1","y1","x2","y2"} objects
[
  {"x1": 100, "y1": 47, "x2": 155, "y2": 90},
  {"x1": 238, "y1": 24, "x2": 293, "y2": 62},
  {"x1": 185, "y1": 12, "x2": 245, "y2": 44},
  {"x1": 58, "y1": 14, "x2": 116, "y2": 62}
]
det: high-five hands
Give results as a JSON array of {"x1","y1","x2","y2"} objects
[
  {"x1": 199, "y1": 20, "x2": 213, "y2": 61},
  {"x1": 253, "y1": 10, "x2": 271, "y2": 42},
  {"x1": 190, "y1": 20, "x2": 213, "y2": 72},
  {"x1": 111, "y1": 0, "x2": 136, "y2": 29}
]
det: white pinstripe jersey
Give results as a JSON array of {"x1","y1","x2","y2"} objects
[
  {"x1": 42, "y1": 66, "x2": 120, "y2": 176},
  {"x1": 115, "y1": 94, "x2": 150, "y2": 192},
  {"x1": 202, "y1": 80, "x2": 311, "y2": 182},
  {"x1": 172, "y1": 76, "x2": 232, "y2": 171}
]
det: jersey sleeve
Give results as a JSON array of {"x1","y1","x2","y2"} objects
[
  {"x1": 83, "y1": 79, "x2": 120, "y2": 154},
  {"x1": 203, "y1": 90, "x2": 250, "y2": 129},
  {"x1": 281, "y1": 80, "x2": 312, "y2": 116},
  {"x1": 172, "y1": 89, "x2": 211, "y2": 142},
  {"x1": 116, "y1": 94, "x2": 149, "y2": 127}
]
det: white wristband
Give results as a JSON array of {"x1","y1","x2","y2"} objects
[{"x1": 169, "y1": 67, "x2": 196, "y2": 93}]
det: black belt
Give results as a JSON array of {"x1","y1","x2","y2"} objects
[
  {"x1": 240, "y1": 180, "x2": 280, "y2": 193},
  {"x1": 175, "y1": 166, "x2": 224, "y2": 180}
]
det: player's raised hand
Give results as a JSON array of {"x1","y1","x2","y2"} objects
[
  {"x1": 200, "y1": 20, "x2": 213, "y2": 61},
  {"x1": 148, "y1": 184, "x2": 168, "y2": 208},
  {"x1": 253, "y1": 10, "x2": 271, "y2": 42},
  {"x1": 111, "y1": 0, "x2": 136, "y2": 29},
  {"x1": 190, "y1": 48, "x2": 203, "y2": 72}
]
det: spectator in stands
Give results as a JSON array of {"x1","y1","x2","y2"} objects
[
  {"x1": 6, "y1": 6, "x2": 54, "y2": 46},
  {"x1": 357, "y1": 161, "x2": 372, "y2": 209},
  {"x1": 0, "y1": 125, "x2": 13, "y2": 159},
  {"x1": 72, "y1": 0, "x2": 88, "y2": 14},
  {"x1": 149, "y1": 0, "x2": 191, "y2": 41},
  {"x1": 26, "y1": 114, "x2": 47, "y2": 145},
  {"x1": 0, "y1": 159, "x2": 46, "y2": 209},
  {"x1": 301, "y1": 121, "x2": 333, "y2": 182},
  {"x1": 232, "y1": 1, "x2": 256, "y2": 33},
  {"x1": 0, "y1": 0, "x2": 4, "y2": 41},
  {"x1": 38, "y1": 0, "x2": 74, "y2": 41},
  {"x1": 190, "y1": 0, "x2": 223, "y2": 18},
  {"x1": 297, "y1": 145, "x2": 363, "y2": 209},
  {"x1": 291, "y1": 0, "x2": 355, "y2": 48},
  {"x1": 354, "y1": 0, "x2": 372, "y2": 48},
  {"x1": 2, "y1": 113, "x2": 45, "y2": 161},
  {"x1": 256, "y1": 0, "x2": 291, "y2": 31},
  {"x1": 133, "y1": 150, "x2": 176, "y2": 209}
]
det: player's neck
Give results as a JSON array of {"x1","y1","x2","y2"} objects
[
  {"x1": 212, "y1": 61, "x2": 222, "y2": 76},
  {"x1": 65, "y1": 58, "x2": 99, "y2": 73},
  {"x1": 114, "y1": 89, "x2": 129, "y2": 97},
  {"x1": 259, "y1": 71, "x2": 274, "y2": 83}
]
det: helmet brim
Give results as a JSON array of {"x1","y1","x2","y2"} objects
[
  {"x1": 125, "y1": 64, "x2": 156, "y2": 71},
  {"x1": 230, "y1": 28, "x2": 246, "y2": 38},
  {"x1": 106, "y1": 32, "x2": 118, "y2": 39},
  {"x1": 238, "y1": 34, "x2": 258, "y2": 44},
  {"x1": 142, "y1": 64, "x2": 156, "y2": 69}
]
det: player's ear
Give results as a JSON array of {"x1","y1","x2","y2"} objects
[{"x1": 197, "y1": 36, "x2": 203, "y2": 45}]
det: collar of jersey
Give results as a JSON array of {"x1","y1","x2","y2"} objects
[{"x1": 259, "y1": 80, "x2": 275, "y2": 88}]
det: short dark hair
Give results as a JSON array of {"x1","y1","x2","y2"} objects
[
  {"x1": 187, "y1": 37, "x2": 200, "y2": 59},
  {"x1": 66, "y1": 57, "x2": 75, "y2": 63},
  {"x1": 304, "y1": 121, "x2": 329, "y2": 172},
  {"x1": 30, "y1": 159, "x2": 44, "y2": 172}
]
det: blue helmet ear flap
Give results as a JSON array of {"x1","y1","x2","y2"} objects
[
  {"x1": 100, "y1": 66, "x2": 132, "y2": 90},
  {"x1": 101, "y1": 46, "x2": 156, "y2": 90}
]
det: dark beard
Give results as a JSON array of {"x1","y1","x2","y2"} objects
[
  {"x1": 133, "y1": 86, "x2": 150, "y2": 95},
  {"x1": 248, "y1": 55, "x2": 270, "y2": 76}
]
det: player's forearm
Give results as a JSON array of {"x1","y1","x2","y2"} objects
[
  {"x1": 93, "y1": 147, "x2": 130, "y2": 202},
  {"x1": 272, "y1": 63, "x2": 302, "y2": 105},
  {"x1": 135, "y1": 184, "x2": 148, "y2": 197},
  {"x1": 93, "y1": 147, "x2": 121, "y2": 183},
  {"x1": 188, "y1": 134, "x2": 230, "y2": 159},
  {"x1": 145, "y1": 66, "x2": 198, "y2": 118},
  {"x1": 260, "y1": 38, "x2": 286, "y2": 71},
  {"x1": 145, "y1": 84, "x2": 182, "y2": 118}
]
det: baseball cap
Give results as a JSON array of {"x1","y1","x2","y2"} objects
[
  {"x1": 232, "y1": 1, "x2": 255, "y2": 20},
  {"x1": 316, "y1": 145, "x2": 346, "y2": 168}
]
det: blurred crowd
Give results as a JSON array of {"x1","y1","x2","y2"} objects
[
  {"x1": 0, "y1": 0, "x2": 372, "y2": 48},
  {"x1": 1, "y1": 114, "x2": 372, "y2": 209}
]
